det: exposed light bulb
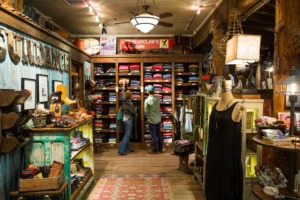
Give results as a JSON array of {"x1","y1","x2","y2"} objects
[
  {"x1": 291, "y1": 83, "x2": 296, "y2": 95},
  {"x1": 197, "y1": 7, "x2": 201, "y2": 15},
  {"x1": 89, "y1": 5, "x2": 93, "y2": 14},
  {"x1": 96, "y1": 15, "x2": 100, "y2": 23}
]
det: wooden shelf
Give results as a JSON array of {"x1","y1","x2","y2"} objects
[
  {"x1": 145, "y1": 69, "x2": 171, "y2": 72},
  {"x1": 160, "y1": 102, "x2": 172, "y2": 105},
  {"x1": 144, "y1": 80, "x2": 172, "y2": 83},
  {"x1": 71, "y1": 169, "x2": 92, "y2": 200},
  {"x1": 128, "y1": 86, "x2": 141, "y2": 90},
  {"x1": 175, "y1": 72, "x2": 198, "y2": 76},
  {"x1": 95, "y1": 115, "x2": 116, "y2": 119},
  {"x1": 252, "y1": 136, "x2": 300, "y2": 152},
  {"x1": 175, "y1": 83, "x2": 199, "y2": 86},
  {"x1": 119, "y1": 73, "x2": 140, "y2": 76},
  {"x1": 95, "y1": 87, "x2": 115, "y2": 91},
  {"x1": 71, "y1": 143, "x2": 91, "y2": 161},
  {"x1": 94, "y1": 73, "x2": 115, "y2": 76},
  {"x1": 154, "y1": 91, "x2": 172, "y2": 94},
  {"x1": 176, "y1": 98, "x2": 184, "y2": 101},
  {"x1": 94, "y1": 101, "x2": 116, "y2": 105},
  {"x1": 94, "y1": 129, "x2": 116, "y2": 133}
]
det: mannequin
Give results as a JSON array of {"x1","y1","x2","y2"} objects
[
  {"x1": 216, "y1": 80, "x2": 245, "y2": 122},
  {"x1": 205, "y1": 79, "x2": 245, "y2": 200}
]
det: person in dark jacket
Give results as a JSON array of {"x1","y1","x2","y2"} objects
[{"x1": 118, "y1": 81, "x2": 137, "y2": 155}]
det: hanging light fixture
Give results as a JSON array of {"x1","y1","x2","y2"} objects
[
  {"x1": 130, "y1": 1, "x2": 160, "y2": 33},
  {"x1": 96, "y1": 15, "x2": 100, "y2": 23}
]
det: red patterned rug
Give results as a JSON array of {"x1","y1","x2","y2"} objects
[{"x1": 87, "y1": 173, "x2": 173, "y2": 200}]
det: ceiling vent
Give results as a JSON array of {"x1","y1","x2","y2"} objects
[{"x1": 64, "y1": 0, "x2": 85, "y2": 6}]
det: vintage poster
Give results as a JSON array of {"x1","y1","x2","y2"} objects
[{"x1": 100, "y1": 36, "x2": 117, "y2": 55}]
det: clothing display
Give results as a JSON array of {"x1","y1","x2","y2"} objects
[
  {"x1": 94, "y1": 119, "x2": 103, "y2": 130},
  {"x1": 109, "y1": 92, "x2": 116, "y2": 102},
  {"x1": 152, "y1": 64, "x2": 163, "y2": 70},
  {"x1": 144, "y1": 65, "x2": 152, "y2": 71},
  {"x1": 175, "y1": 64, "x2": 184, "y2": 72},
  {"x1": 109, "y1": 121, "x2": 117, "y2": 130},
  {"x1": 162, "y1": 84, "x2": 171, "y2": 92},
  {"x1": 162, "y1": 74, "x2": 171, "y2": 80},
  {"x1": 119, "y1": 65, "x2": 129, "y2": 73},
  {"x1": 162, "y1": 119, "x2": 172, "y2": 130},
  {"x1": 144, "y1": 72, "x2": 153, "y2": 80},
  {"x1": 129, "y1": 64, "x2": 140, "y2": 73},
  {"x1": 153, "y1": 73, "x2": 162, "y2": 80},
  {"x1": 95, "y1": 92, "x2": 104, "y2": 103},
  {"x1": 188, "y1": 64, "x2": 199, "y2": 72},
  {"x1": 163, "y1": 63, "x2": 172, "y2": 69},
  {"x1": 206, "y1": 102, "x2": 243, "y2": 200},
  {"x1": 130, "y1": 80, "x2": 140, "y2": 86},
  {"x1": 175, "y1": 77, "x2": 183, "y2": 83},
  {"x1": 188, "y1": 76, "x2": 199, "y2": 83},
  {"x1": 109, "y1": 106, "x2": 116, "y2": 117},
  {"x1": 131, "y1": 91, "x2": 140, "y2": 99},
  {"x1": 163, "y1": 95, "x2": 172, "y2": 102},
  {"x1": 119, "y1": 78, "x2": 130, "y2": 85},
  {"x1": 180, "y1": 106, "x2": 193, "y2": 133}
]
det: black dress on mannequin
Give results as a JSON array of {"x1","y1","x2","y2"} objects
[{"x1": 205, "y1": 102, "x2": 243, "y2": 200}]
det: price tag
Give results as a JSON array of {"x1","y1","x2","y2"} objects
[
  {"x1": 192, "y1": 83, "x2": 196, "y2": 85},
  {"x1": 165, "y1": 69, "x2": 169, "y2": 71},
  {"x1": 109, "y1": 73, "x2": 114, "y2": 76},
  {"x1": 177, "y1": 84, "x2": 182, "y2": 86},
  {"x1": 116, "y1": 86, "x2": 119, "y2": 92},
  {"x1": 141, "y1": 86, "x2": 144, "y2": 93},
  {"x1": 178, "y1": 73, "x2": 182, "y2": 75}
]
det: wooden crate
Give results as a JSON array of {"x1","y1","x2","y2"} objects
[{"x1": 19, "y1": 171, "x2": 64, "y2": 192}]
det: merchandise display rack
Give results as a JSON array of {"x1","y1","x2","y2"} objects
[{"x1": 91, "y1": 54, "x2": 203, "y2": 146}]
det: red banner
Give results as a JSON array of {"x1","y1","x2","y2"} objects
[{"x1": 119, "y1": 38, "x2": 174, "y2": 51}]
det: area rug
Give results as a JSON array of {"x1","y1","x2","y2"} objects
[{"x1": 87, "y1": 173, "x2": 174, "y2": 200}]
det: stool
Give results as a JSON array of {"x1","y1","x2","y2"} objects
[
  {"x1": 172, "y1": 153, "x2": 191, "y2": 173},
  {"x1": 10, "y1": 182, "x2": 68, "y2": 200}
]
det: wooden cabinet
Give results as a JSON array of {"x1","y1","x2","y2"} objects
[{"x1": 194, "y1": 95, "x2": 264, "y2": 199}]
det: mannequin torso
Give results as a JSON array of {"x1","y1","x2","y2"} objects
[{"x1": 216, "y1": 90, "x2": 245, "y2": 123}]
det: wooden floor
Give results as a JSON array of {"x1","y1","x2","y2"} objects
[{"x1": 84, "y1": 146, "x2": 205, "y2": 200}]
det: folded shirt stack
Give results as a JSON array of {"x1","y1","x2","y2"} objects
[
  {"x1": 163, "y1": 74, "x2": 172, "y2": 81},
  {"x1": 119, "y1": 78, "x2": 130, "y2": 85},
  {"x1": 189, "y1": 64, "x2": 199, "y2": 72},
  {"x1": 163, "y1": 95, "x2": 172, "y2": 102},
  {"x1": 175, "y1": 64, "x2": 184, "y2": 72},
  {"x1": 130, "y1": 64, "x2": 140, "y2": 73},
  {"x1": 94, "y1": 120, "x2": 103, "y2": 130},
  {"x1": 109, "y1": 106, "x2": 116, "y2": 117},
  {"x1": 152, "y1": 64, "x2": 163, "y2": 70},
  {"x1": 154, "y1": 84, "x2": 162, "y2": 92},
  {"x1": 119, "y1": 65, "x2": 129, "y2": 73},
  {"x1": 106, "y1": 67, "x2": 116, "y2": 73},
  {"x1": 95, "y1": 106, "x2": 103, "y2": 115},
  {"x1": 176, "y1": 89, "x2": 183, "y2": 98},
  {"x1": 109, "y1": 92, "x2": 116, "y2": 102},
  {"x1": 153, "y1": 73, "x2": 162, "y2": 80},
  {"x1": 189, "y1": 76, "x2": 199, "y2": 83},
  {"x1": 175, "y1": 77, "x2": 184, "y2": 83},
  {"x1": 130, "y1": 80, "x2": 140, "y2": 86},
  {"x1": 163, "y1": 63, "x2": 172, "y2": 70},
  {"x1": 144, "y1": 65, "x2": 152, "y2": 71},
  {"x1": 162, "y1": 84, "x2": 171, "y2": 92},
  {"x1": 132, "y1": 91, "x2": 140, "y2": 99},
  {"x1": 145, "y1": 72, "x2": 153, "y2": 81},
  {"x1": 163, "y1": 133, "x2": 172, "y2": 137},
  {"x1": 109, "y1": 121, "x2": 116, "y2": 130},
  {"x1": 162, "y1": 119, "x2": 172, "y2": 130},
  {"x1": 95, "y1": 92, "x2": 104, "y2": 103},
  {"x1": 109, "y1": 135, "x2": 116, "y2": 144}
]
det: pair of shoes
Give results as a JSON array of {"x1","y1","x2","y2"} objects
[
  {"x1": 148, "y1": 151, "x2": 158, "y2": 154},
  {"x1": 119, "y1": 152, "x2": 127, "y2": 156}
]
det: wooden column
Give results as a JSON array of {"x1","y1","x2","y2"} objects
[
  {"x1": 212, "y1": 28, "x2": 226, "y2": 76},
  {"x1": 273, "y1": 0, "x2": 300, "y2": 116}
]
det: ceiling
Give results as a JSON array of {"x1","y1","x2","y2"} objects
[{"x1": 24, "y1": 0, "x2": 221, "y2": 37}]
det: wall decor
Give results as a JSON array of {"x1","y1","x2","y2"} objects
[
  {"x1": 0, "y1": 28, "x2": 7, "y2": 61},
  {"x1": 28, "y1": 39, "x2": 34, "y2": 65},
  {"x1": 52, "y1": 80, "x2": 63, "y2": 92},
  {"x1": 34, "y1": 42, "x2": 41, "y2": 66},
  {"x1": 22, "y1": 78, "x2": 36, "y2": 110},
  {"x1": 37, "y1": 74, "x2": 49, "y2": 103},
  {"x1": 7, "y1": 30, "x2": 21, "y2": 64},
  {"x1": 45, "y1": 45, "x2": 51, "y2": 67},
  {"x1": 22, "y1": 37, "x2": 29, "y2": 64},
  {"x1": 39, "y1": 44, "x2": 45, "y2": 66}
]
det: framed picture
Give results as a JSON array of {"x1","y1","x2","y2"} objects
[
  {"x1": 22, "y1": 78, "x2": 36, "y2": 110},
  {"x1": 37, "y1": 74, "x2": 49, "y2": 103},
  {"x1": 278, "y1": 112, "x2": 298, "y2": 133},
  {"x1": 52, "y1": 80, "x2": 63, "y2": 92}
]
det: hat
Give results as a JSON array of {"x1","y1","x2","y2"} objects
[{"x1": 145, "y1": 85, "x2": 154, "y2": 92}]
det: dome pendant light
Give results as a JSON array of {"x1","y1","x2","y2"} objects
[{"x1": 131, "y1": 1, "x2": 160, "y2": 33}]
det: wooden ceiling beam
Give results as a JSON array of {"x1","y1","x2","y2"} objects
[
  {"x1": 246, "y1": 15, "x2": 275, "y2": 26},
  {"x1": 243, "y1": 24, "x2": 274, "y2": 32}
]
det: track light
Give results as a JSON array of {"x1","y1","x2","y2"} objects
[
  {"x1": 102, "y1": 25, "x2": 107, "y2": 35},
  {"x1": 89, "y1": 5, "x2": 93, "y2": 14},
  {"x1": 96, "y1": 15, "x2": 100, "y2": 23}
]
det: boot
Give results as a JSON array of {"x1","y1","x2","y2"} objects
[{"x1": 56, "y1": 84, "x2": 76, "y2": 105}]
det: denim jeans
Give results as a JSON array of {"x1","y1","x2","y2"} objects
[
  {"x1": 148, "y1": 122, "x2": 163, "y2": 152},
  {"x1": 118, "y1": 119, "x2": 133, "y2": 153}
]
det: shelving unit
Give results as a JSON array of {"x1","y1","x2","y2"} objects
[{"x1": 91, "y1": 54, "x2": 203, "y2": 145}]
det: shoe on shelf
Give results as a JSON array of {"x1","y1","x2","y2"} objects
[
  {"x1": 119, "y1": 152, "x2": 127, "y2": 156},
  {"x1": 148, "y1": 151, "x2": 158, "y2": 154}
]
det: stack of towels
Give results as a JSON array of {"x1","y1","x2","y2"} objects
[
  {"x1": 153, "y1": 73, "x2": 162, "y2": 80},
  {"x1": 154, "y1": 84, "x2": 162, "y2": 92},
  {"x1": 132, "y1": 91, "x2": 140, "y2": 99}
]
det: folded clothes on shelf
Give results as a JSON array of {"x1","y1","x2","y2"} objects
[
  {"x1": 130, "y1": 80, "x2": 140, "y2": 86},
  {"x1": 163, "y1": 74, "x2": 172, "y2": 80},
  {"x1": 162, "y1": 106, "x2": 172, "y2": 113},
  {"x1": 162, "y1": 119, "x2": 172, "y2": 130},
  {"x1": 163, "y1": 138, "x2": 173, "y2": 144},
  {"x1": 188, "y1": 76, "x2": 199, "y2": 83},
  {"x1": 129, "y1": 64, "x2": 140, "y2": 70},
  {"x1": 153, "y1": 73, "x2": 162, "y2": 80},
  {"x1": 175, "y1": 77, "x2": 184, "y2": 83},
  {"x1": 152, "y1": 64, "x2": 163, "y2": 70},
  {"x1": 163, "y1": 95, "x2": 172, "y2": 102},
  {"x1": 163, "y1": 133, "x2": 172, "y2": 137},
  {"x1": 175, "y1": 63, "x2": 184, "y2": 72},
  {"x1": 109, "y1": 92, "x2": 116, "y2": 102},
  {"x1": 106, "y1": 67, "x2": 116, "y2": 73},
  {"x1": 109, "y1": 106, "x2": 116, "y2": 117},
  {"x1": 144, "y1": 72, "x2": 153, "y2": 80},
  {"x1": 119, "y1": 65, "x2": 129, "y2": 73},
  {"x1": 163, "y1": 63, "x2": 172, "y2": 69},
  {"x1": 132, "y1": 91, "x2": 140, "y2": 99},
  {"x1": 162, "y1": 84, "x2": 171, "y2": 92},
  {"x1": 94, "y1": 66, "x2": 104, "y2": 74},
  {"x1": 144, "y1": 65, "x2": 152, "y2": 71},
  {"x1": 109, "y1": 121, "x2": 116, "y2": 130},
  {"x1": 188, "y1": 64, "x2": 199, "y2": 72}
]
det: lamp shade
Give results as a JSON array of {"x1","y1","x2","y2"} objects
[
  {"x1": 276, "y1": 68, "x2": 300, "y2": 95},
  {"x1": 225, "y1": 34, "x2": 261, "y2": 65},
  {"x1": 131, "y1": 13, "x2": 160, "y2": 33}
]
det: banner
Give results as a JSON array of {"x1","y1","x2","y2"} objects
[{"x1": 118, "y1": 38, "x2": 174, "y2": 51}]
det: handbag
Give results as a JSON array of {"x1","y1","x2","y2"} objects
[
  {"x1": 117, "y1": 106, "x2": 123, "y2": 121},
  {"x1": 174, "y1": 140, "x2": 194, "y2": 154}
]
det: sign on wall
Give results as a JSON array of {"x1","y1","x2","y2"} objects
[
  {"x1": 100, "y1": 36, "x2": 117, "y2": 55},
  {"x1": 118, "y1": 38, "x2": 175, "y2": 52}
]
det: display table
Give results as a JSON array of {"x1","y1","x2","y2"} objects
[
  {"x1": 24, "y1": 117, "x2": 94, "y2": 200},
  {"x1": 252, "y1": 136, "x2": 300, "y2": 194},
  {"x1": 252, "y1": 183, "x2": 288, "y2": 200}
]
